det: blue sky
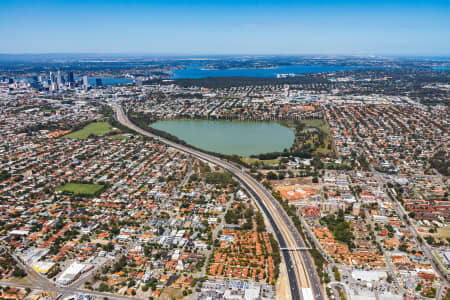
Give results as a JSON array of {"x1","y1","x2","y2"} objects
[{"x1": 0, "y1": 0, "x2": 449, "y2": 55}]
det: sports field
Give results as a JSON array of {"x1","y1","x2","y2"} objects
[
  {"x1": 63, "y1": 122, "x2": 114, "y2": 139},
  {"x1": 56, "y1": 183, "x2": 104, "y2": 195}
]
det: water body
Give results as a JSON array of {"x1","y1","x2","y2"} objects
[
  {"x1": 171, "y1": 64, "x2": 368, "y2": 79},
  {"x1": 151, "y1": 119, "x2": 295, "y2": 157},
  {"x1": 431, "y1": 66, "x2": 450, "y2": 71},
  {"x1": 74, "y1": 77, "x2": 134, "y2": 85}
]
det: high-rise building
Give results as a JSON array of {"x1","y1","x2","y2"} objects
[
  {"x1": 96, "y1": 78, "x2": 103, "y2": 87},
  {"x1": 56, "y1": 70, "x2": 63, "y2": 89},
  {"x1": 82, "y1": 76, "x2": 89, "y2": 90},
  {"x1": 68, "y1": 71, "x2": 74, "y2": 83},
  {"x1": 50, "y1": 72, "x2": 56, "y2": 85}
]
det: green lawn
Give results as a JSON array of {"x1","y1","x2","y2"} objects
[
  {"x1": 300, "y1": 119, "x2": 329, "y2": 134},
  {"x1": 63, "y1": 122, "x2": 114, "y2": 139},
  {"x1": 56, "y1": 183, "x2": 104, "y2": 195},
  {"x1": 42, "y1": 109, "x2": 59, "y2": 113},
  {"x1": 111, "y1": 134, "x2": 130, "y2": 140},
  {"x1": 242, "y1": 157, "x2": 279, "y2": 166}
]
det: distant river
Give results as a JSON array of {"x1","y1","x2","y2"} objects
[
  {"x1": 151, "y1": 119, "x2": 295, "y2": 157},
  {"x1": 431, "y1": 66, "x2": 450, "y2": 70},
  {"x1": 171, "y1": 64, "x2": 367, "y2": 79},
  {"x1": 74, "y1": 77, "x2": 134, "y2": 85}
]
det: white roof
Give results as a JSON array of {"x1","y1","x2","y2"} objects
[
  {"x1": 351, "y1": 296, "x2": 376, "y2": 300},
  {"x1": 9, "y1": 229, "x2": 29, "y2": 236},
  {"x1": 244, "y1": 287, "x2": 260, "y2": 300},
  {"x1": 32, "y1": 261, "x2": 55, "y2": 272},
  {"x1": 301, "y1": 288, "x2": 314, "y2": 300},
  {"x1": 57, "y1": 262, "x2": 88, "y2": 283},
  {"x1": 352, "y1": 270, "x2": 387, "y2": 282}
]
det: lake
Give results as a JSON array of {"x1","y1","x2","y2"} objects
[
  {"x1": 151, "y1": 119, "x2": 295, "y2": 157},
  {"x1": 171, "y1": 64, "x2": 367, "y2": 79}
]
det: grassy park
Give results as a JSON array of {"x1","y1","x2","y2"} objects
[
  {"x1": 281, "y1": 119, "x2": 333, "y2": 156},
  {"x1": 63, "y1": 122, "x2": 115, "y2": 139},
  {"x1": 241, "y1": 157, "x2": 279, "y2": 167},
  {"x1": 56, "y1": 183, "x2": 105, "y2": 195}
]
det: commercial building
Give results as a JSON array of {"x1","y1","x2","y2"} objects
[
  {"x1": 82, "y1": 76, "x2": 89, "y2": 90},
  {"x1": 32, "y1": 261, "x2": 56, "y2": 274},
  {"x1": 57, "y1": 262, "x2": 90, "y2": 285}
]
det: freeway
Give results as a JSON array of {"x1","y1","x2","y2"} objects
[{"x1": 111, "y1": 103, "x2": 325, "y2": 300}]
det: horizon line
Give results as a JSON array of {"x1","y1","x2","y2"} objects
[{"x1": 0, "y1": 52, "x2": 449, "y2": 59}]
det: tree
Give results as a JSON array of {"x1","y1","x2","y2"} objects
[
  {"x1": 80, "y1": 234, "x2": 90, "y2": 243},
  {"x1": 398, "y1": 243, "x2": 408, "y2": 252},
  {"x1": 266, "y1": 172, "x2": 278, "y2": 180},
  {"x1": 103, "y1": 242, "x2": 114, "y2": 252},
  {"x1": 12, "y1": 268, "x2": 26, "y2": 278},
  {"x1": 386, "y1": 274, "x2": 393, "y2": 283},
  {"x1": 320, "y1": 214, "x2": 354, "y2": 249},
  {"x1": 99, "y1": 282, "x2": 110, "y2": 292},
  {"x1": 111, "y1": 225, "x2": 120, "y2": 235},
  {"x1": 333, "y1": 266, "x2": 341, "y2": 281},
  {"x1": 256, "y1": 212, "x2": 266, "y2": 232}
]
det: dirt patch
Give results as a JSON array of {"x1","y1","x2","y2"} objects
[
  {"x1": 160, "y1": 287, "x2": 184, "y2": 300},
  {"x1": 276, "y1": 256, "x2": 291, "y2": 300},
  {"x1": 437, "y1": 228, "x2": 450, "y2": 239},
  {"x1": 271, "y1": 177, "x2": 313, "y2": 187}
]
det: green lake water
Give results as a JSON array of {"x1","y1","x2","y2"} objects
[{"x1": 151, "y1": 119, "x2": 295, "y2": 157}]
